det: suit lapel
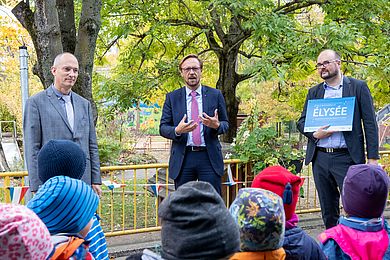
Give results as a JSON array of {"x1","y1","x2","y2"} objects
[
  {"x1": 202, "y1": 86, "x2": 209, "y2": 116},
  {"x1": 72, "y1": 93, "x2": 81, "y2": 132},
  {"x1": 46, "y1": 86, "x2": 73, "y2": 133},
  {"x1": 179, "y1": 87, "x2": 186, "y2": 115},
  {"x1": 317, "y1": 83, "x2": 325, "y2": 98},
  {"x1": 342, "y1": 76, "x2": 353, "y2": 97}
]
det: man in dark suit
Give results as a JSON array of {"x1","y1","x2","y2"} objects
[
  {"x1": 297, "y1": 49, "x2": 379, "y2": 229},
  {"x1": 23, "y1": 52, "x2": 102, "y2": 195},
  {"x1": 159, "y1": 54, "x2": 229, "y2": 194}
]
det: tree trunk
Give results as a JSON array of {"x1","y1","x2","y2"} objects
[
  {"x1": 216, "y1": 50, "x2": 240, "y2": 143},
  {"x1": 12, "y1": 0, "x2": 101, "y2": 122},
  {"x1": 74, "y1": 0, "x2": 102, "y2": 122}
]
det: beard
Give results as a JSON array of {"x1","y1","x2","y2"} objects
[
  {"x1": 185, "y1": 77, "x2": 200, "y2": 88},
  {"x1": 320, "y1": 69, "x2": 338, "y2": 80}
]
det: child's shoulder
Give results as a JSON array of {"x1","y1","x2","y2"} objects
[{"x1": 49, "y1": 235, "x2": 93, "y2": 260}]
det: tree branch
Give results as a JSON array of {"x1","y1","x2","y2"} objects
[
  {"x1": 274, "y1": 0, "x2": 328, "y2": 14},
  {"x1": 209, "y1": 5, "x2": 226, "y2": 45},
  {"x1": 165, "y1": 18, "x2": 208, "y2": 29},
  {"x1": 11, "y1": 1, "x2": 35, "y2": 39},
  {"x1": 175, "y1": 31, "x2": 203, "y2": 59}
]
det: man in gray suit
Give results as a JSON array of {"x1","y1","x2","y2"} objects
[{"x1": 23, "y1": 52, "x2": 102, "y2": 195}]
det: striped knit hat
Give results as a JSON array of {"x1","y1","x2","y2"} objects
[{"x1": 27, "y1": 176, "x2": 99, "y2": 235}]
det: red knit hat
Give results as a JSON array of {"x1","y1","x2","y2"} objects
[{"x1": 251, "y1": 166, "x2": 304, "y2": 220}]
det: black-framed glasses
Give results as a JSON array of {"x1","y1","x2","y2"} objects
[
  {"x1": 315, "y1": 60, "x2": 339, "y2": 69},
  {"x1": 181, "y1": 67, "x2": 201, "y2": 73}
]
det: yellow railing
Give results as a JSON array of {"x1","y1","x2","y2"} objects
[{"x1": 1, "y1": 151, "x2": 389, "y2": 237}]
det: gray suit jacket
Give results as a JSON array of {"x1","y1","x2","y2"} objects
[{"x1": 23, "y1": 86, "x2": 101, "y2": 191}]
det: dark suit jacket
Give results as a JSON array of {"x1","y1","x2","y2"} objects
[
  {"x1": 297, "y1": 76, "x2": 379, "y2": 165},
  {"x1": 159, "y1": 86, "x2": 229, "y2": 180},
  {"x1": 23, "y1": 86, "x2": 101, "y2": 191}
]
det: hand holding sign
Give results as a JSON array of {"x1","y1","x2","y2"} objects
[{"x1": 313, "y1": 125, "x2": 336, "y2": 139}]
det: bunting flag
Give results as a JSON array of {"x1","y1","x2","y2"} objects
[
  {"x1": 102, "y1": 181, "x2": 127, "y2": 191},
  {"x1": 222, "y1": 164, "x2": 244, "y2": 186},
  {"x1": 149, "y1": 184, "x2": 162, "y2": 197},
  {"x1": 7, "y1": 186, "x2": 29, "y2": 204}
]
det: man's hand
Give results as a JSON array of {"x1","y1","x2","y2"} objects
[
  {"x1": 200, "y1": 109, "x2": 220, "y2": 129},
  {"x1": 313, "y1": 125, "x2": 335, "y2": 139},
  {"x1": 367, "y1": 159, "x2": 378, "y2": 165},
  {"x1": 175, "y1": 114, "x2": 198, "y2": 134},
  {"x1": 92, "y1": 184, "x2": 102, "y2": 197}
]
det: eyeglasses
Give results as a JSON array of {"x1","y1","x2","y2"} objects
[
  {"x1": 315, "y1": 60, "x2": 340, "y2": 69},
  {"x1": 181, "y1": 67, "x2": 201, "y2": 73}
]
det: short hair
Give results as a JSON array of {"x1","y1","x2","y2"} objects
[
  {"x1": 179, "y1": 54, "x2": 203, "y2": 70},
  {"x1": 52, "y1": 52, "x2": 77, "y2": 67},
  {"x1": 319, "y1": 49, "x2": 341, "y2": 60}
]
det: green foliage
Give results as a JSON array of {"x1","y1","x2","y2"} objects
[
  {"x1": 95, "y1": 0, "x2": 390, "y2": 127},
  {"x1": 232, "y1": 105, "x2": 304, "y2": 174},
  {"x1": 97, "y1": 136, "x2": 122, "y2": 165}
]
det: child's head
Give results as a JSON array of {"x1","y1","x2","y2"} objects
[
  {"x1": 158, "y1": 181, "x2": 240, "y2": 260},
  {"x1": 229, "y1": 188, "x2": 285, "y2": 252},
  {"x1": 0, "y1": 203, "x2": 53, "y2": 259},
  {"x1": 342, "y1": 164, "x2": 389, "y2": 218},
  {"x1": 27, "y1": 176, "x2": 99, "y2": 237},
  {"x1": 251, "y1": 166, "x2": 303, "y2": 220},
  {"x1": 38, "y1": 139, "x2": 86, "y2": 183}
]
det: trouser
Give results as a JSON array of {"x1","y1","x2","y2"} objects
[
  {"x1": 175, "y1": 149, "x2": 222, "y2": 195},
  {"x1": 312, "y1": 149, "x2": 355, "y2": 229}
]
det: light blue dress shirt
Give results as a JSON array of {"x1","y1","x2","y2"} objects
[{"x1": 317, "y1": 77, "x2": 347, "y2": 148}]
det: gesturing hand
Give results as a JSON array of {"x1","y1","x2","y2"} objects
[
  {"x1": 313, "y1": 125, "x2": 335, "y2": 140},
  {"x1": 200, "y1": 109, "x2": 220, "y2": 129},
  {"x1": 175, "y1": 114, "x2": 198, "y2": 134}
]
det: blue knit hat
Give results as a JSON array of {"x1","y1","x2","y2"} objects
[
  {"x1": 229, "y1": 188, "x2": 285, "y2": 252},
  {"x1": 27, "y1": 176, "x2": 99, "y2": 235},
  {"x1": 38, "y1": 140, "x2": 86, "y2": 183}
]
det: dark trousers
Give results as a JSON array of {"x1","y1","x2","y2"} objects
[
  {"x1": 312, "y1": 150, "x2": 355, "y2": 229},
  {"x1": 175, "y1": 150, "x2": 222, "y2": 195}
]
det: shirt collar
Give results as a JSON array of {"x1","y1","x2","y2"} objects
[
  {"x1": 185, "y1": 85, "x2": 202, "y2": 96},
  {"x1": 52, "y1": 85, "x2": 72, "y2": 98},
  {"x1": 323, "y1": 75, "x2": 344, "y2": 90}
]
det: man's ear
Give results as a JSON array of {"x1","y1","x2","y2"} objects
[{"x1": 50, "y1": 66, "x2": 56, "y2": 76}]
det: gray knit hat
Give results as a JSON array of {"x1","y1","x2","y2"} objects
[
  {"x1": 158, "y1": 181, "x2": 240, "y2": 260},
  {"x1": 38, "y1": 140, "x2": 86, "y2": 183}
]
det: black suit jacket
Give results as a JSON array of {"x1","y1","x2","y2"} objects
[
  {"x1": 297, "y1": 76, "x2": 379, "y2": 165},
  {"x1": 159, "y1": 86, "x2": 229, "y2": 179}
]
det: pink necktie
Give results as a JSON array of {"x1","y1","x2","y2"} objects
[{"x1": 191, "y1": 91, "x2": 201, "y2": 146}]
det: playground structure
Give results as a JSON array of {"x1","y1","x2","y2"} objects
[{"x1": 0, "y1": 121, "x2": 22, "y2": 172}]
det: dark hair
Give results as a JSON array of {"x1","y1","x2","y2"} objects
[{"x1": 179, "y1": 54, "x2": 203, "y2": 70}]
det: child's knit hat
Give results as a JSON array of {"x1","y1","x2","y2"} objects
[
  {"x1": 0, "y1": 203, "x2": 53, "y2": 259},
  {"x1": 38, "y1": 140, "x2": 86, "y2": 183},
  {"x1": 158, "y1": 181, "x2": 240, "y2": 259},
  {"x1": 342, "y1": 164, "x2": 389, "y2": 218},
  {"x1": 229, "y1": 188, "x2": 285, "y2": 252},
  {"x1": 27, "y1": 176, "x2": 99, "y2": 235},
  {"x1": 251, "y1": 166, "x2": 303, "y2": 220}
]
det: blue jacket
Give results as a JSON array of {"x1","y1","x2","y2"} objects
[
  {"x1": 284, "y1": 226, "x2": 326, "y2": 260},
  {"x1": 159, "y1": 86, "x2": 229, "y2": 179}
]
